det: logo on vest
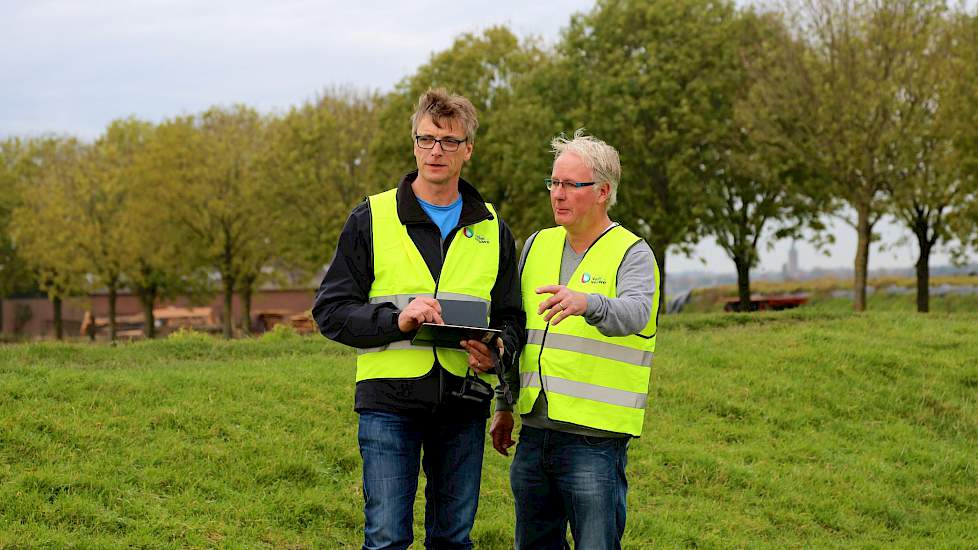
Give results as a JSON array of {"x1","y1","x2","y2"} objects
[
  {"x1": 463, "y1": 227, "x2": 490, "y2": 244},
  {"x1": 580, "y1": 272, "x2": 607, "y2": 285}
]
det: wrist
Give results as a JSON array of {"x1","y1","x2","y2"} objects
[{"x1": 394, "y1": 309, "x2": 408, "y2": 333}]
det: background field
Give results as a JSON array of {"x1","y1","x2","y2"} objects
[{"x1": 2, "y1": 312, "x2": 977, "y2": 549}]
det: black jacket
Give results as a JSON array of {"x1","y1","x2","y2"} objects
[{"x1": 312, "y1": 171, "x2": 526, "y2": 418}]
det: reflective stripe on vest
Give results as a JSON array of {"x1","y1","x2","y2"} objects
[
  {"x1": 525, "y1": 329, "x2": 654, "y2": 367},
  {"x1": 518, "y1": 225, "x2": 659, "y2": 436},
  {"x1": 366, "y1": 292, "x2": 488, "y2": 311},
  {"x1": 356, "y1": 188, "x2": 499, "y2": 383},
  {"x1": 520, "y1": 372, "x2": 648, "y2": 409}
]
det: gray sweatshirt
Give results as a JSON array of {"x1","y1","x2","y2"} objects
[{"x1": 496, "y1": 223, "x2": 657, "y2": 438}]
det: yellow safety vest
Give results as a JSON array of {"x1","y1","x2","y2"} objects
[
  {"x1": 356, "y1": 188, "x2": 500, "y2": 384},
  {"x1": 518, "y1": 225, "x2": 659, "y2": 436}
]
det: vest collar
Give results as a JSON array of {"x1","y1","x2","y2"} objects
[{"x1": 395, "y1": 170, "x2": 494, "y2": 226}]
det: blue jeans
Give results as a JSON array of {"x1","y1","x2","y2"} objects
[
  {"x1": 510, "y1": 426, "x2": 629, "y2": 550},
  {"x1": 357, "y1": 410, "x2": 486, "y2": 550}
]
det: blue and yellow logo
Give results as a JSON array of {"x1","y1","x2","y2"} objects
[
  {"x1": 463, "y1": 227, "x2": 489, "y2": 244},
  {"x1": 580, "y1": 272, "x2": 606, "y2": 285}
]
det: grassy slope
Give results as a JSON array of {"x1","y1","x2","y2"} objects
[{"x1": 1, "y1": 314, "x2": 976, "y2": 549}]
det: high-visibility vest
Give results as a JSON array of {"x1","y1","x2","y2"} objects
[
  {"x1": 518, "y1": 225, "x2": 658, "y2": 436},
  {"x1": 356, "y1": 188, "x2": 500, "y2": 384}
]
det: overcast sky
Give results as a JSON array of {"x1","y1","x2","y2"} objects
[{"x1": 1, "y1": 0, "x2": 967, "y2": 273}]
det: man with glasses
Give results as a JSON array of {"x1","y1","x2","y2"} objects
[
  {"x1": 313, "y1": 88, "x2": 524, "y2": 549},
  {"x1": 490, "y1": 130, "x2": 659, "y2": 549}
]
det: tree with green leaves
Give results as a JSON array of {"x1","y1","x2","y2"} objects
[
  {"x1": 946, "y1": 12, "x2": 978, "y2": 275},
  {"x1": 150, "y1": 107, "x2": 268, "y2": 338},
  {"x1": 750, "y1": 0, "x2": 950, "y2": 311},
  {"x1": 261, "y1": 88, "x2": 381, "y2": 279},
  {"x1": 10, "y1": 137, "x2": 90, "y2": 339},
  {"x1": 0, "y1": 138, "x2": 36, "y2": 333},
  {"x1": 701, "y1": 8, "x2": 826, "y2": 310},
  {"x1": 885, "y1": 9, "x2": 977, "y2": 312},
  {"x1": 57, "y1": 122, "x2": 145, "y2": 340},
  {"x1": 106, "y1": 116, "x2": 196, "y2": 338},
  {"x1": 556, "y1": 0, "x2": 741, "y2": 307}
]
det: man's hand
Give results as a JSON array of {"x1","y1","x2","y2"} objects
[
  {"x1": 490, "y1": 411, "x2": 516, "y2": 456},
  {"x1": 536, "y1": 285, "x2": 588, "y2": 325},
  {"x1": 397, "y1": 297, "x2": 444, "y2": 332},
  {"x1": 460, "y1": 338, "x2": 504, "y2": 374}
]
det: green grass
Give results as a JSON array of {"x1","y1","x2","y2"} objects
[{"x1": 1, "y1": 313, "x2": 977, "y2": 548}]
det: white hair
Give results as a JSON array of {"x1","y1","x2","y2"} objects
[{"x1": 551, "y1": 128, "x2": 621, "y2": 208}]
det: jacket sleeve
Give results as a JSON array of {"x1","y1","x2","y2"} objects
[
  {"x1": 491, "y1": 219, "x2": 527, "y2": 411},
  {"x1": 311, "y1": 202, "x2": 406, "y2": 348}
]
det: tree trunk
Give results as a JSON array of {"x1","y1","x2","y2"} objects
[
  {"x1": 108, "y1": 284, "x2": 118, "y2": 342},
  {"x1": 139, "y1": 287, "x2": 157, "y2": 339},
  {"x1": 734, "y1": 256, "x2": 752, "y2": 312},
  {"x1": 53, "y1": 295, "x2": 63, "y2": 340},
  {"x1": 240, "y1": 281, "x2": 253, "y2": 337},
  {"x1": 652, "y1": 242, "x2": 668, "y2": 315},
  {"x1": 86, "y1": 309, "x2": 96, "y2": 341},
  {"x1": 0, "y1": 298, "x2": 4, "y2": 334},
  {"x1": 853, "y1": 207, "x2": 872, "y2": 312},
  {"x1": 223, "y1": 277, "x2": 235, "y2": 339},
  {"x1": 914, "y1": 227, "x2": 932, "y2": 313}
]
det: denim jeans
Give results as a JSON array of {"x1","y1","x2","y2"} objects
[
  {"x1": 357, "y1": 410, "x2": 486, "y2": 550},
  {"x1": 510, "y1": 425, "x2": 629, "y2": 550}
]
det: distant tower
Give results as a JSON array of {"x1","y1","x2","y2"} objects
[
  {"x1": 782, "y1": 241, "x2": 801, "y2": 281},
  {"x1": 788, "y1": 241, "x2": 799, "y2": 275}
]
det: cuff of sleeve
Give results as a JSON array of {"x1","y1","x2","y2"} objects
[
  {"x1": 391, "y1": 309, "x2": 408, "y2": 336},
  {"x1": 494, "y1": 399, "x2": 514, "y2": 412},
  {"x1": 584, "y1": 294, "x2": 602, "y2": 325}
]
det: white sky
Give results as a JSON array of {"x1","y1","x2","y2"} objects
[{"x1": 1, "y1": 0, "x2": 970, "y2": 273}]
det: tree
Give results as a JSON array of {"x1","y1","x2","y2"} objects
[
  {"x1": 10, "y1": 137, "x2": 90, "y2": 339},
  {"x1": 947, "y1": 12, "x2": 978, "y2": 272},
  {"x1": 107, "y1": 117, "x2": 195, "y2": 338},
  {"x1": 151, "y1": 107, "x2": 267, "y2": 338},
  {"x1": 752, "y1": 0, "x2": 948, "y2": 311},
  {"x1": 887, "y1": 9, "x2": 976, "y2": 312},
  {"x1": 0, "y1": 138, "x2": 36, "y2": 333},
  {"x1": 704, "y1": 8, "x2": 824, "y2": 310},
  {"x1": 261, "y1": 88, "x2": 381, "y2": 280},
  {"x1": 58, "y1": 121, "x2": 145, "y2": 340},
  {"x1": 556, "y1": 0, "x2": 741, "y2": 308}
]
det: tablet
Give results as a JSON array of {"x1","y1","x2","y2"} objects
[{"x1": 410, "y1": 323, "x2": 501, "y2": 349}]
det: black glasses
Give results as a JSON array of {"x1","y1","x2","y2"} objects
[
  {"x1": 545, "y1": 178, "x2": 596, "y2": 191},
  {"x1": 415, "y1": 135, "x2": 467, "y2": 152}
]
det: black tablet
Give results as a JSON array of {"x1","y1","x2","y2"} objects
[{"x1": 410, "y1": 323, "x2": 501, "y2": 349}]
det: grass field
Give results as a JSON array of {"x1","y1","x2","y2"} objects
[{"x1": 2, "y1": 312, "x2": 977, "y2": 549}]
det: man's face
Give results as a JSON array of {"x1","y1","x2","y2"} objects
[
  {"x1": 550, "y1": 152, "x2": 609, "y2": 229},
  {"x1": 413, "y1": 115, "x2": 473, "y2": 186}
]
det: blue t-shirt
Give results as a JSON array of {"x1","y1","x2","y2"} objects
[{"x1": 417, "y1": 195, "x2": 463, "y2": 240}]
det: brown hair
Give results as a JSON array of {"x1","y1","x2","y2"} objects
[{"x1": 410, "y1": 88, "x2": 479, "y2": 143}]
